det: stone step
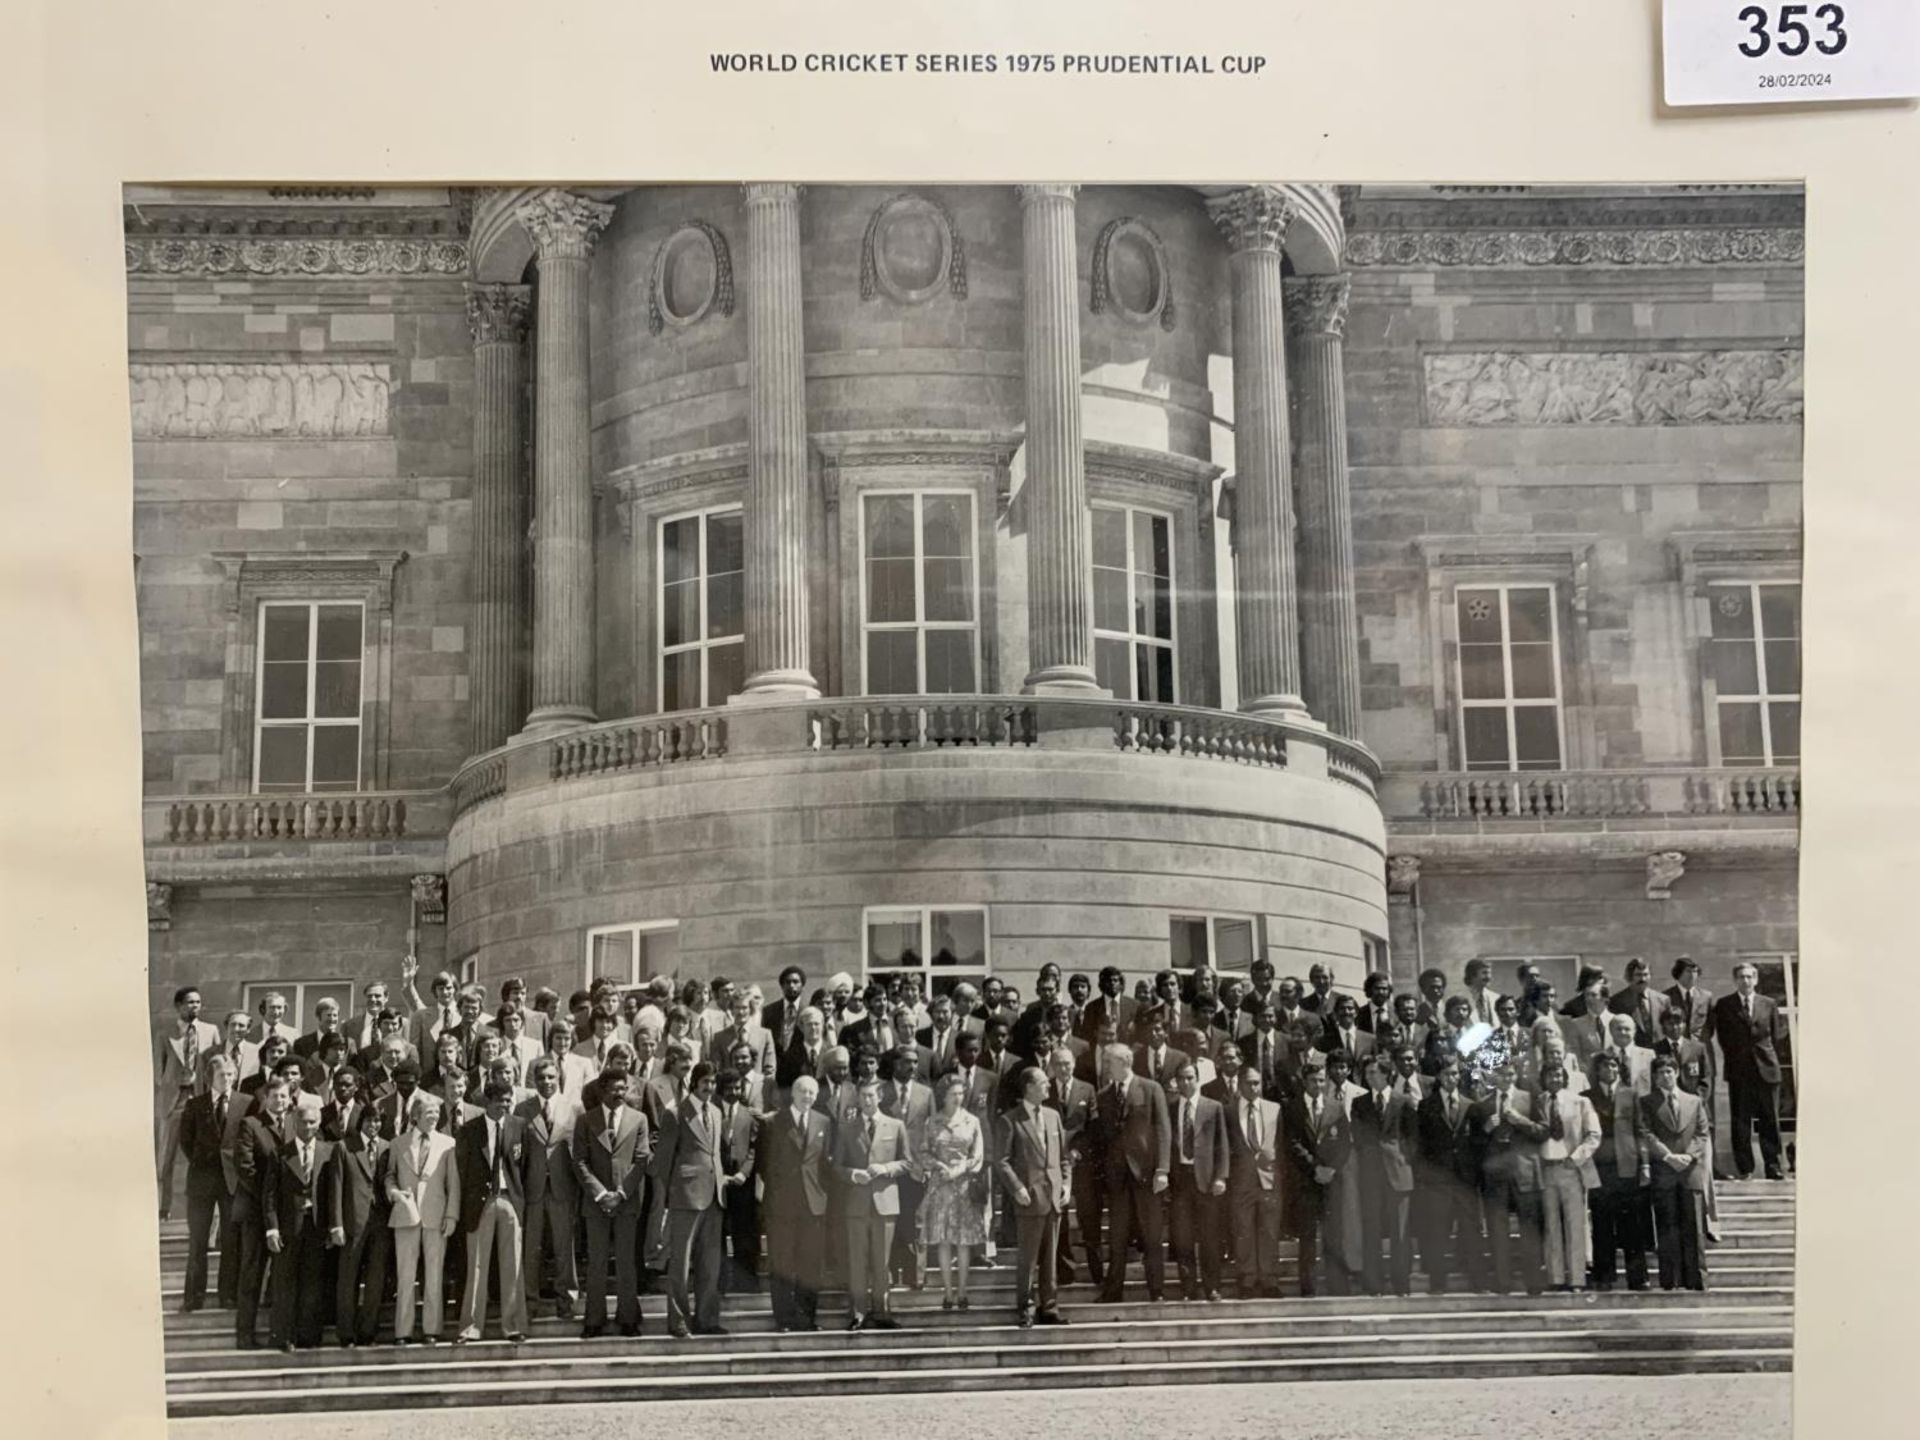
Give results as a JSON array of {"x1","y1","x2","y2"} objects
[{"x1": 163, "y1": 1344, "x2": 1793, "y2": 1416}]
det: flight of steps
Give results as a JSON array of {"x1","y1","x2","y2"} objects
[{"x1": 158, "y1": 1180, "x2": 1794, "y2": 1416}]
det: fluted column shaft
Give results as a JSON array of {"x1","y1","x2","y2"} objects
[
  {"x1": 740, "y1": 183, "x2": 819, "y2": 698},
  {"x1": 1018, "y1": 183, "x2": 1100, "y2": 694},
  {"x1": 1210, "y1": 187, "x2": 1306, "y2": 716},
  {"x1": 466, "y1": 283, "x2": 531, "y2": 753},
  {"x1": 1287, "y1": 274, "x2": 1363, "y2": 738},
  {"x1": 518, "y1": 190, "x2": 611, "y2": 732}
]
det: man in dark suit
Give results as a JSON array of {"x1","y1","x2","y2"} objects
[
  {"x1": 1351, "y1": 1055, "x2": 1417, "y2": 1296},
  {"x1": 1298, "y1": 963, "x2": 1336, "y2": 1014},
  {"x1": 775, "y1": 1006, "x2": 830, "y2": 1096},
  {"x1": 715, "y1": 1068, "x2": 761, "y2": 1293},
  {"x1": 291, "y1": 997, "x2": 347, "y2": 1061},
  {"x1": 915, "y1": 992, "x2": 966, "y2": 1078},
  {"x1": 1354, "y1": 971, "x2": 1395, "y2": 1037},
  {"x1": 757, "y1": 1073, "x2": 832, "y2": 1331},
  {"x1": 1708, "y1": 962, "x2": 1788, "y2": 1180},
  {"x1": 1585, "y1": 1052, "x2": 1649, "y2": 1292},
  {"x1": 1413, "y1": 1059, "x2": 1485, "y2": 1294},
  {"x1": 1609, "y1": 957, "x2": 1671, "y2": 1047},
  {"x1": 1653, "y1": 1007, "x2": 1712, "y2": 1098},
  {"x1": 1201, "y1": 1039, "x2": 1243, "y2": 1104},
  {"x1": 1637, "y1": 1054, "x2": 1710, "y2": 1290},
  {"x1": 230, "y1": 1076, "x2": 294, "y2": 1348},
  {"x1": 454, "y1": 1078, "x2": 530, "y2": 1343},
  {"x1": 1079, "y1": 966, "x2": 1137, "y2": 1047},
  {"x1": 996, "y1": 1064, "x2": 1071, "y2": 1327},
  {"x1": 325, "y1": 1098, "x2": 392, "y2": 1346},
  {"x1": 654, "y1": 1062, "x2": 731, "y2": 1337},
  {"x1": 570, "y1": 1068, "x2": 652, "y2": 1338},
  {"x1": 179, "y1": 1052, "x2": 239, "y2": 1313},
  {"x1": 1474, "y1": 1062, "x2": 1547, "y2": 1296},
  {"x1": 1133, "y1": 1011, "x2": 1190, "y2": 1094},
  {"x1": 265, "y1": 1098, "x2": 333, "y2": 1351},
  {"x1": 1223, "y1": 1065, "x2": 1283, "y2": 1297},
  {"x1": 1664, "y1": 957, "x2": 1714, "y2": 1042},
  {"x1": 1165, "y1": 1061, "x2": 1230, "y2": 1301},
  {"x1": 762, "y1": 965, "x2": 809, "y2": 1054},
  {"x1": 1281, "y1": 1058, "x2": 1343, "y2": 1296},
  {"x1": 1007, "y1": 972, "x2": 1062, "y2": 1061},
  {"x1": 1091, "y1": 1046, "x2": 1170, "y2": 1302},
  {"x1": 832, "y1": 1079, "x2": 914, "y2": 1330},
  {"x1": 517, "y1": 1056, "x2": 583, "y2": 1320},
  {"x1": 1041, "y1": 1047, "x2": 1095, "y2": 1284}
]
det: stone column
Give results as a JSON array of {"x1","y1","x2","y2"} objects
[
  {"x1": 517, "y1": 189, "x2": 612, "y2": 734},
  {"x1": 1286, "y1": 273, "x2": 1363, "y2": 738},
  {"x1": 739, "y1": 182, "x2": 819, "y2": 699},
  {"x1": 1209, "y1": 186, "x2": 1307, "y2": 717},
  {"x1": 464, "y1": 282, "x2": 531, "y2": 754},
  {"x1": 1017, "y1": 183, "x2": 1101, "y2": 695}
]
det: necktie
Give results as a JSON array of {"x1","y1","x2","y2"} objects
[
  {"x1": 1549, "y1": 1099, "x2": 1564, "y2": 1142},
  {"x1": 416, "y1": 1134, "x2": 428, "y2": 1173},
  {"x1": 1181, "y1": 1101, "x2": 1194, "y2": 1162},
  {"x1": 1246, "y1": 1102, "x2": 1259, "y2": 1150},
  {"x1": 596, "y1": 1039, "x2": 606, "y2": 1065},
  {"x1": 493, "y1": 1121, "x2": 505, "y2": 1186},
  {"x1": 215, "y1": 1095, "x2": 227, "y2": 1133},
  {"x1": 542, "y1": 1100, "x2": 552, "y2": 1131},
  {"x1": 299, "y1": 1140, "x2": 311, "y2": 1180},
  {"x1": 1374, "y1": 1091, "x2": 1387, "y2": 1123},
  {"x1": 182, "y1": 1026, "x2": 200, "y2": 1081}
]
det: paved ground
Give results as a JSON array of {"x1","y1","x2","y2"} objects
[{"x1": 173, "y1": 1374, "x2": 1791, "y2": 1438}]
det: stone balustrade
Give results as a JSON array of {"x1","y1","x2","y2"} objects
[
  {"x1": 157, "y1": 791, "x2": 442, "y2": 844},
  {"x1": 1391, "y1": 767, "x2": 1800, "y2": 822},
  {"x1": 449, "y1": 755, "x2": 508, "y2": 817},
  {"x1": 549, "y1": 711, "x2": 729, "y2": 780},
  {"x1": 810, "y1": 698, "x2": 1039, "y2": 751}
]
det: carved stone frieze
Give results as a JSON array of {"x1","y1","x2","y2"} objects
[
  {"x1": 1646, "y1": 850, "x2": 1687, "y2": 900},
  {"x1": 1424, "y1": 349, "x2": 1802, "y2": 427},
  {"x1": 514, "y1": 191, "x2": 614, "y2": 262},
  {"x1": 410, "y1": 873, "x2": 448, "y2": 924},
  {"x1": 125, "y1": 236, "x2": 468, "y2": 277},
  {"x1": 1346, "y1": 226, "x2": 1804, "y2": 270},
  {"x1": 129, "y1": 361, "x2": 392, "y2": 439},
  {"x1": 147, "y1": 881, "x2": 174, "y2": 931},
  {"x1": 1386, "y1": 854, "x2": 1422, "y2": 896}
]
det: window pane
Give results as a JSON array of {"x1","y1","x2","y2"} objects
[
  {"x1": 1512, "y1": 707, "x2": 1562, "y2": 769},
  {"x1": 706, "y1": 511, "x2": 744, "y2": 579},
  {"x1": 866, "y1": 558, "x2": 916, "y2": 624},
  {"x1": 315, "y1": 605, "x2": 362, "y2": 661},
  {"x1": 1718, "y1": 702, "x2": 1765, "y2": 764},
  {"x1": 865, "y1": 494, "x2": 915, "y2": 559},
  {"x1": 1758, "y1": 585, "x2": 1799, "y2": 639},
  {"x1": 1710, "y1": 638, "x2": 1760, "y2": 696},
  {"x1": 257, "y1": 726, "x2": 307, "y2": 790},
  {"x1": 1462, "y1": 708, "x2": 1510, "y2": 770},
  {"x1": 923, "y1": 630, "x2": 975, "y2": 695},
  {"x1": 706, "y1": 570, "x2": 744, "y2": 640},
  {"x1": 868, "y1": 917, "x2": 922, "y2": 969},
  {"x1": 1768, "y1": 702, "x2": 1800, "y2": 763},
  {"x1": 1709, "y1": 587, "x2": 1755, "y2": 640},
  {"x1": 1459, "y1": 644, "x2": 1506, "y2": 701},
  {"x1": 922, "y1": 558, "x2": 974, "y2": 623},
  {"x1": 312, "y1": 659, "x2": 360, "y2": 719},
  {"x1": 260, "y1": 660, "x2": 308, "y2": 719},
  {"x1": 866, "y1": 630, "x2": 918, "y2": 695},
  {"x1": 662, "y1": 648, "x2": 701, "y2": 713},
  {"x1": 706, "y1": 641, "x2": 745, "y2": 707},
  {"x1": 1139, "y1": 512, "x2": 1171, "y2": 580},
  {"x1": 592, "y1": 931, "x2": 635, "y2": 985},
  {"x1": 661, "y1": 517, "x2": 700, "y2": 587},
  {"x1": 1148, "y1": 644, "x2": 1176, "y2": 704},
  {"x1": 638, "y1": 927, "x2": 679, "y2": 977},
  {"x1": 921, "y1": 494, "x2": 970, "y2": 558},
  {"x1": 1508, "y1": 642, "x2": 1557, "y2": 701},
  {"x1": 1763, "y1": 639, "x2": 1801, "y2": 695},
  {"x1": 1091, "y1": 507, "x2": 1127, "y2": 568},
  {"x1": 1095, "y1": 636, "x2": 1130, "y2": 698},
  {"x1": 931, "y1": 910, "x2": 985, "y2": 968},
  {"x1": 1456, "y1": 590, "x2": 1502, "y2": 645},
  {"x1": 1506, "y1": 587, "x2": 1554, "y2": 643},
  {"x1": 1093, "y1": 566, "x2": 1129, "y2": 633},
  {"x1": 1169, "y1": 918, "x2": 1208, "y2": 970},
  {"x1": 311, "y1": 725, "x2": 359, "y2": 790},
  {"x1": 662, "y1": 578, "x2": 700, "y2": 650},
  {"x1": 1146, "y1": 571, "x2": 1173, "y2": 641},
  {"x1": 262, "y1": 605, "x2": 309, "y2": 663},
  {"x1": 1214, "y1": 919, "x2": 1255, "y2": 970}
]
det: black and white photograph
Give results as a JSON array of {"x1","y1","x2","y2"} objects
[{"x1": 132, "y1": 179, "x2": 1801, "y2": 1428}]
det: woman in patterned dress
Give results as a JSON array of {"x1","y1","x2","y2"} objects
[{"x1": 917, "y1": 1073, "x2": 986, "y2": 1310}]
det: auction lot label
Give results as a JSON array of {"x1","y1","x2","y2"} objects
[{"x1": 1664, "y1": 0, "x2": 1920, "y2": 104}]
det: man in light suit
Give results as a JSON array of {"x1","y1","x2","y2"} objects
[
  {"x1": 455, "y1": 1078, "x2": 530, "y2": 1343},
  {"x1": 1351, "y1": 1054, "x2": 1417, "y2": 1297},
  {"x1": 265, "y1": 1097, "x2": 333, "y2": 1351},
  {"x1": 204, "y1": 1010, "x2": 260, "y2": 1090},
  {"x1": 518, "y1": 1057, "x2": 583, "y2": 1320},
  {"x1": 1223, "y1": 1065, "x2": 1283, "y2": 1297},
  {"x1": 388, "y1": 1092, "x2": 461, "y2": 1344},
  {"x1": 1637, "y1": 1054, "x2": 1711, "y2": 1290},
  {"x1": 254, "y1": 991, "x2": 300, "y2": 1048},
  {"x1": 571, "y1": 1068, "x2": 652, "y2": 1337},
  {"x1": 1663, "y1": 956, "x2": 1715, "y2": 1043},
  {"x1": 1474, "y1": 1062, "x2": 1547, "y2": 1296},
  {"x1": 1461, "y1": 959, "x2": 1502, "y2": 1028},
  {"x1": 996, "y1": 1064, "x2": 1071, "y2": 1327},
  {"x1": 1092, "y1": 1045, "x2": 1171, "y2": 1303},
  {"x1": 654, "y1": 1062, "x2": 732, "y2": 1337},
  {"x1": 757, "y1": 1073, "x2": 831, "y2": 1332},
  {"x1": 881, "y1": 1047, "x2": 932, "y2": 1288},
  {"x1": 155, "y1": 985, "x2": 222, "y2": 1218},
  {"x1": 713, "y1": 991, "x2": 777, "y2": 1084},
  {"x1": 1165, "y1": 1061, "x2": 1230, "y2": 1302},
  {"x1": 407, "y1": 971, "x2": 462, "y2": 1062},
  {"x1": 831, "y1": 1078, "x2": 914, "y2": 1330},
  {"x1": 1609, "y1": 957, "x2": 1671, "y2": 1048},
  {"x1": 1708, "y1": 962, "x2": 1789, "y2": 1181},
  {"x1": 1599, "y1": 1012, "x2": 1656, "y2": 1095}
]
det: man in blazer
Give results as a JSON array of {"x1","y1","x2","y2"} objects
[
  {"x1": 1608, "y1": 958, "x2": 1671, "y2": 1047},
  {"x1": 324, "y1": 1099, "x2": 392, "y2": 1346},
  {"x1": 178, "y1": 1052, "x2": 239, "y2": 1313},
  {"x1": 775, "y1": 1006, "x2": 830, "y2": 1096},
  {"x1": 203, "y1": 1010, "x2": 261, "y2": 1090},
  {"x1": 1413, "y1": 1060, "x2": 1486, "y2": 1294},
  {"x1": 291, "y1": 996, "x2": 347, "y2": 1060},
  {"x1": 230, "y1": 1075, "x2": 294, "y2": 1348},
  {"x1": 265, "y1": 1098, "x2": 333, "y2": 1351},
  {"x1": 831, "y1": 1078, "x2": 914, "y2": 1330},
  {"x1": 570, "y1": 1067, "x2": 652, "y2": 1338},
  {"x1": 915, "y1": 993, "x2": 967, "y2": 1078},
  {"x1": 712, "y1": 992, "x2": 778, "y2": 1084},
  {"x1": 1223, "y1": 1065, "x2": 1284, "y2": 1297},
  {"x1": 1281, "y1": 1059, "x2": 1342, "y2": 1297},
  {"x1": 1663, "y1": 957, "x2": 1715, "y2": 1043},
  {"x1": 517, "y1": 1057, "x2": 583, "y2": 1320},
  {"x1": 1133, "y1": 1012, "x2": 1190, "y2": 1094},
  {"x1": 653, "y1": 1063, "x2": 730, "y2": 1337},
  {"x1": 1315, "y1": 995, "x2": 1375, "y2": 1071},
  {"x1": 1707, "y1": 962, "x2": 1789, "y2": 1180},
  {"x1": 1598, "y1": 1012, "x2": 1656, "y2": 1095},
  {"x1": 715, "y1": 1068, "x2": 762, "y2": 1293},
  {"x1": 1653, "y1": 1007, "x2": 1712, "y2": 1099},
  {"x1": 387, "y1": 1092, "x2": 461, "y2": 1345},
  {"x1": 1585, "y1": 1051, "x2": 1649, "y2": 1292},
  {"x1": 762, "y1": 965, "x2": 810, "y2": 1054},
  {"x1": 454, "y1": 1078, "x2": 530, "y2": 1343},
  {"x1": 880, "y1": 1047, "x2": 933, "y2": 1289},
  {"x1": 1165, "y1": 1061, "x2": 1230, "y2": 1302},
  {"x1": 1091, "y1": 1045, "x2": 1171, "y2": 1303},
  {"x1": 996, "y1": 1064, "x2": 1071, "y2": 1326},
  {"x1": 1078, "y1": 966, "x2": 1137, "y2": 1047},
  {"x1": 253, "y1": 991, "x2": 301, "y2": 1049},
  {"x1": 1473, "y1": 1063, "x2": 1548, "y2": 1296},
  {"x1": 1041, "y1": 1047, "x2": 1097, "y2": 1283},
  {"x1": 757, "y1": 1073, "x2": 832, "y2": 1332},
  {"x1": 1351, "y1": 1055, "x2": 1418, "y2": 1297},
  {"x1": 1637, "y1": 1054, "x2": 1711, "y2": 1290},
  {"x1": 406, "y1": 971, "x2": 462, "y2": 1063},
  {"x1": 155, "y1": 985, "x2": 222, "y2": 1219}
]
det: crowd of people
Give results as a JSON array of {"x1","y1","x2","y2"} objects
[{"x1": 151, "y1": 952, "x2": 1792, "y2": 1352}]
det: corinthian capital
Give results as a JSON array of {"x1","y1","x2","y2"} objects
[
  {"x1": 464, "y1": 283, "x2": 532, "y2": 347},
  {"x1": 1284, "y1": 274, "x2": 1351, "y2": 340},
  {"x1": 1207, "y1": 185, "x2": 1297, "y2": 255},
  {"x1": 515, "y1": 190, "x2": 614, "y2": 262}
]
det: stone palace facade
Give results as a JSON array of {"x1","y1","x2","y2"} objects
[{"x1": 131, "y1": 183, "x2": 1802, "y2": 1053}]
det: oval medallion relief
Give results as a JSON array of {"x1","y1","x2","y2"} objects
[
  {"x1": 861, "y1": 193, "x2": 967, "y2": 304},
  {"x1": 648, "y1": 221, "x2": 735, "y2": 335}
]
